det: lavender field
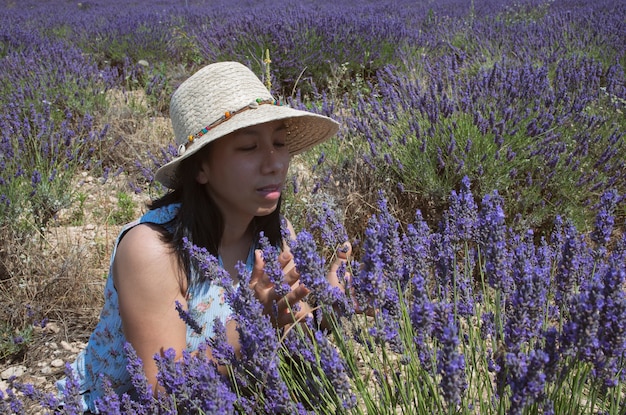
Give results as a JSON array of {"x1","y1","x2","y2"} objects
[{"x1": 1, "y1": 0, "x2": 625, "y2": 413}]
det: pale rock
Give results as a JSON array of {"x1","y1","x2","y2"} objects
[
  {"x1": 31, "y1": 376, "x2": 46, "y2": 386},
  {"x1": 1, "y1": 365, "x2": 26, "y2": 380},
  {"x1": 60, "y1": 340, "x2": 73, "y2": 351},
  {"x1": 50, "y1": 359, "x2": 65, "y2": 368},
  {"x1": 44, "y1": 322, "x2": 60, "y2": 334},
  {"x1": 41, "y1": 366, "x2": 53, "y2": 375}
]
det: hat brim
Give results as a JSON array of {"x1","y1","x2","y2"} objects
[{"x1": 155, "y1": 105, "x2": 339, "y2": 188}]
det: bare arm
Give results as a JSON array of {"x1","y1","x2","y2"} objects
[{"x1": 112, "y1": 223, "x2": 188, "y2": 392}]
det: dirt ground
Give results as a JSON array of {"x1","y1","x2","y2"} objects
[{"x1": 0, "y1": 170, "x2": 150, "y2": 412}]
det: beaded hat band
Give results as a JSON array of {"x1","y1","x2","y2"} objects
[
  {"x1": 155, "y1": 61, "x2": 339, "y2": 189},
  {"x1": 177, "y1": 98, "x2": 279, "y2": 157}
]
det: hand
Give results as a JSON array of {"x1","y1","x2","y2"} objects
[
  {"x1": 328, "y1": 242, "x2": 373, "y2": 316},
  {"x1": 249, "y1": 249, "x2": 311, "y2": 328},
  {"x1": 327, "y1": 242, "x2": 352, "y2": 294}
]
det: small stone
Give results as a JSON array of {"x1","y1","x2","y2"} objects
[
  {"x1": 1, "y1": 365, "x2": 26, "y2": 380},
  {"x1": 50, "y1": 359, "x2": 65, "y2": 368},
  {"x1": 44, "y1": 322, "x2": 60, "y2": 334},
  {"x1": 31, "y1": 376, "x2": 46, "y2": 386},
  {"x1": 41, "y1": 366, "x2": 53, "y2": 375},
  {"x1": 60, "y1": 340, "x2": 73, "y2": 351},
  {"x1": 48, "y1": 342, "x2": 59, "y2": 350}
]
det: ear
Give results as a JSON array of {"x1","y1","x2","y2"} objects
[{"x1": 195, "y1": 161, "x2": 210, "y2": 184}]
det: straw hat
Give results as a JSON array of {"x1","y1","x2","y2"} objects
[{"x1": 155, "y1": 61, "x2": 339, "y2": 188}]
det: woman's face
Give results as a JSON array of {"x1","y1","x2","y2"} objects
[{"x1": 195, "y1": 119, "x2": 291, "y2": 225}]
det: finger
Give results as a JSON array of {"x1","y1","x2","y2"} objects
[
  {"x1": 282, "y1": 259, "x2": 300, "y2": 286},
  {"x1": 330, "y1": 242, "x2": 351, "y2": 272},
  {"x1": 336, "y1": 241, "x2": 352, "y2": 260},
  {"x1": 281, "y1": 301, "x2": 313, "y2": 328},
  {"x1": 273, "y1": 297, "x2": 316, "y2": 329},
  {"x1": 251, "y1": 250, "x2": 275, "y2": 290},
  {"x1": 277, "y1": 283, "x2": 309, "y2": 313},
  {"x1": 249, "y1": 250, "x2": 264, "y2": 286},
  {"x1": 327, "y1": 242, "x2": 351, "y2": 291},
  {"x1": 278, "y1": 250, "x2": 293, "y2": 268}
]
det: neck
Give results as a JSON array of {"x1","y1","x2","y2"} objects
[
  {"x1": 220, "y1": 218, "x2": 254, "y2": 248},
  {"x1": 218, "y1": 218, "x2": 255, "y2": 280}
]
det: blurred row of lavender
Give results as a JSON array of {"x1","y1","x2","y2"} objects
[
  {"x1": 1, "y1": 0, "x2": 625, "y2": 413},
  {"x1": 1, "y1": 0, "x2": 624, "y2": 231}
]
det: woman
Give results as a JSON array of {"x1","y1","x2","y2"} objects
[{"x1": 57, "y1": 61, "x2": 349, "y2": 413}]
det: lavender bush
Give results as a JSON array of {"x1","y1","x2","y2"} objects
[
  {"x1": 5, "y1": 181, "x2": 625, "y2": 414},
  {"x1": 1, "y1": 0, "x2": 625, "y2": 413}
]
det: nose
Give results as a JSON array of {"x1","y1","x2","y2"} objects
[{"x1": 261, "y1": 147, "x2": 288, "y2": 174}]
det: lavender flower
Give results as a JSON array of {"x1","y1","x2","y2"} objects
[
  {"x1": 124, "y1": 343, "x2": 154, "y2": 408},
  {"x1": 504, "y1": 231, "x2": 549, "y2": 352},
  {"x1": 155, "y1": 345, "x2": 234, "y2": 414},
  {"x1": 592, "y1": 249, "x2": 626, "y2": 387},
  {"x1": 208, "y1": 318, "x2": 237, "y2": 367},
  {"x1": 505, "y1": 350, "x2": 549, "y2": 415},
  {"x1": 406, "y1": 212, "x2": 436, "y2": 371},
  {"x1": 60, "y1": 363, "x2": 84, "y2": 414},
  {"x1": 315, "y1": 330, "x2": 356, "y2": 409},
  {"x1": 183, "y1": 237, "x2": 231, "y2": 286},
  {"x1": 445, "y1": 176, "x2": 478, "y2": 243},
  {"x1": 591, "y1": 189, "x2": 620, "y2": 255},
  {"x1": 553, "y1": 218, "x2": 588, "y2": 308},
  {"x1": 305, "y1": 197, "x2": 349, "y2": 250},
  {"x1": 258, "y1": 231, "x2": 291, "y2": 298},
  {"x1": 433, "y1": 302, "x2": 467, "y2": 408},
  {"x1": 224, "y1": 262, "x2": 295, "y2": 413},
  {"x1": 291, "y1": 230, "x2": 346, "y2": 312},
  {"x1": 352, "y1": 196, "x2": 405, "y2": 351},
  {"x1": 4, "y1": 379, "x2": 61, "y2": 413},
  {"x1": 477, "y1": 191, "x2": 512, "y2": 293},
  {"x1": 562, "y1": 272, "x2": 603, "y2": 363},
  {"x1": 175, "y1": 300, "x2": 203, "y2": 335}
]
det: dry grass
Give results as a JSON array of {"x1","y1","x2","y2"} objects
[{"x1": 0, "y1": 88, "x2": 161, "y2": 392}]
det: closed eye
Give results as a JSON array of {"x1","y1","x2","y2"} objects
[{"x1": 238, "y1": 145, "x2": 257, "y2": 151}]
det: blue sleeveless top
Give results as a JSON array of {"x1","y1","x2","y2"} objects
[{"x1": 56, "y1": 203, "x2": 254, "y2": 413}]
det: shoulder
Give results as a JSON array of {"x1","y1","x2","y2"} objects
[
  {"x1": 118, "y1": 222, "x2": 171, "y2": 256},
  {"x1": 113, "y1": 223, "x2": 186, "y2": 294}
]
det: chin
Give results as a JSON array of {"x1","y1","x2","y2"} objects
[{"x1": 255, "y1": 204, "x2": 278, "y2": 217}]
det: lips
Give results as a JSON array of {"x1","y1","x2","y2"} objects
[
  {"x1": 257, "y1": 183, "x2": 281, "y2": 193},
  {"x1": 257, "y1": 183, "x2": 282, "y2": 200}
]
